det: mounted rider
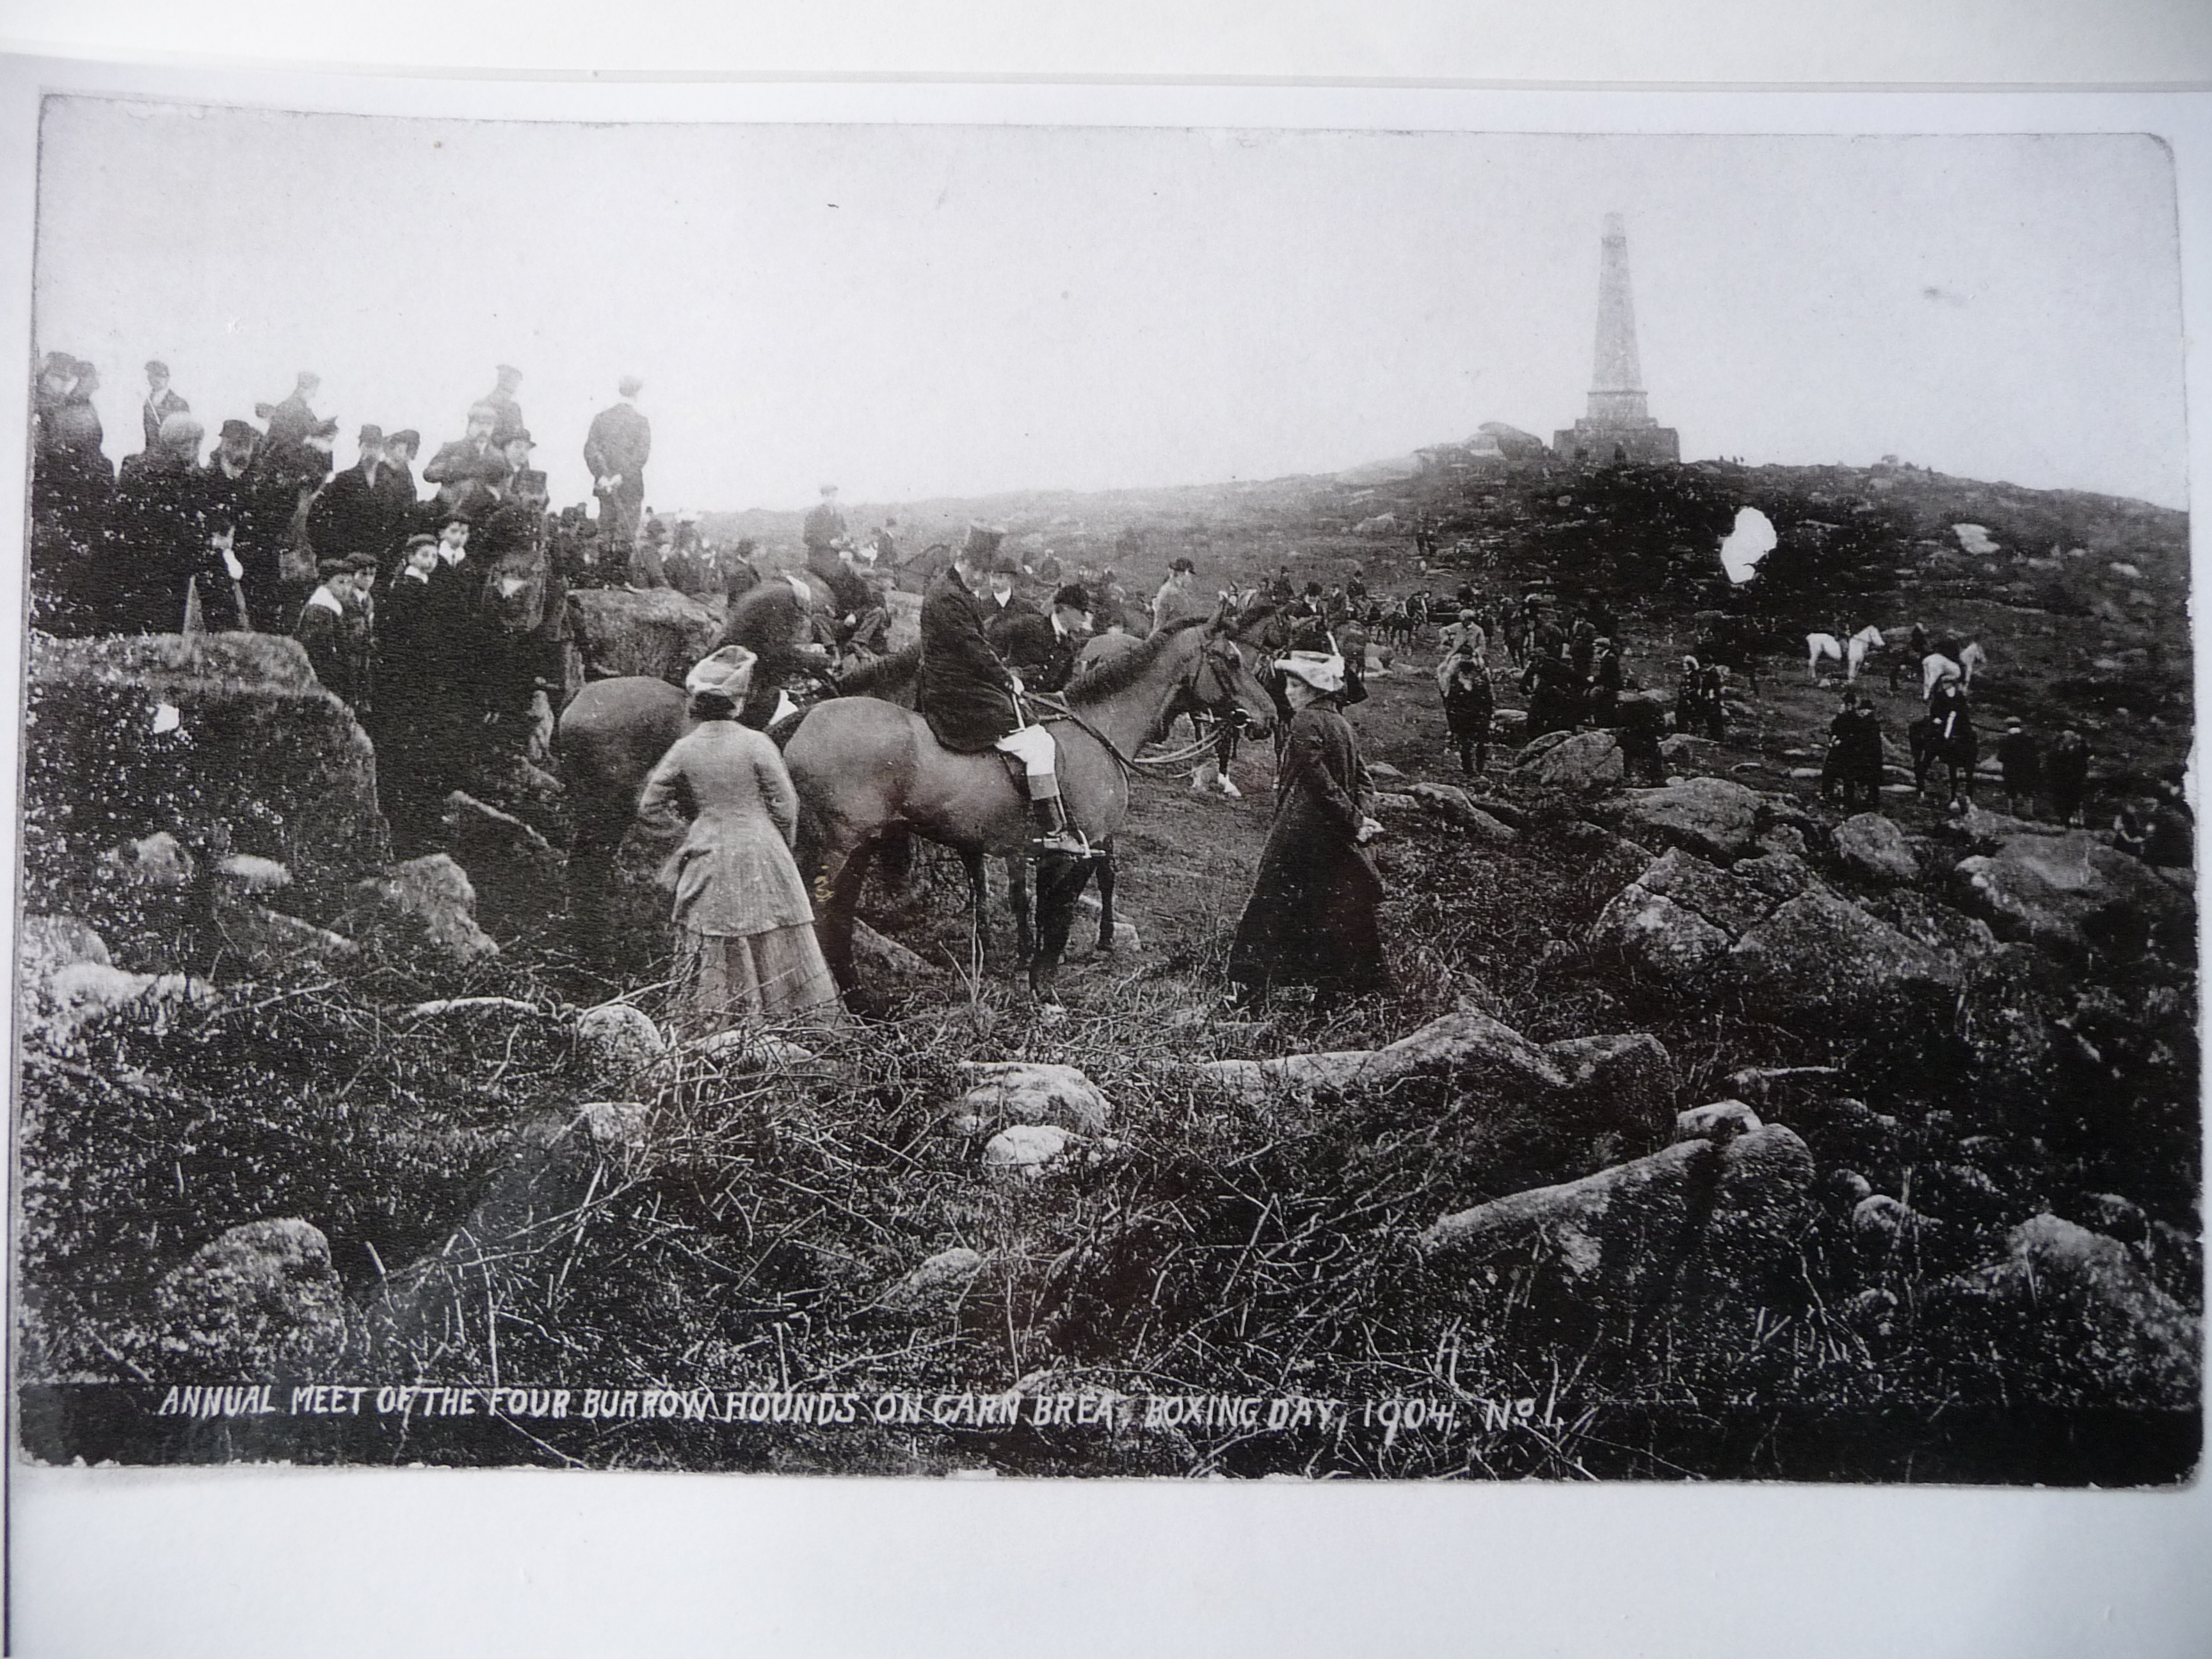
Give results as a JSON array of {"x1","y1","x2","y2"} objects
[{"x1": 918, "y1": 524, "x2": 1091, "y2": 858}]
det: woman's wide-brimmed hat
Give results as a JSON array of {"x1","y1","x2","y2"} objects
[
  {"x1": 1276, "y1": 650, "x2": 1345, "y2": 693},
  {"x1": 685, "y1": 644, "x2": 758, "y2": 700}
]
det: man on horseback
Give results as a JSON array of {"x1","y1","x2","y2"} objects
[{"x1": 920, "y1": 525, "x2": 1091, "y2": 858}]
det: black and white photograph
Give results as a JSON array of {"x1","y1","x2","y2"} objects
[{"x1": 11, "y1": 93, "x2": 2200, "y2": 1491}]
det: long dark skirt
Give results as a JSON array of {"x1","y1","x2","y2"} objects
[{"x1": 1226, "y1": 829, "x2": 1390, "y2": 1002}]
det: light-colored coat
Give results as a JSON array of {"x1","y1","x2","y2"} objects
[{"x1": 637, "y1": 720, "x2": 815, "y2": 937}]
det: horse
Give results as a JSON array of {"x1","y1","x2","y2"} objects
[
  {"x1": 1910, "y1": 710, "x2": 1978, "y2": 806},
  {"x1": 783, "y1": 600, "x2": 1277, "y2": 1001},
  {"x1": 1806, "y1": 625, "x2": 1885, "y2": 683},
  {"x1": 1920, "y1": 641, "x2": 1987, "y2": 696}
]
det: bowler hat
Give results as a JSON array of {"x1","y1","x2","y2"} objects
[
  {"x1": 218, "y1": 419, "x2": 260, "y2": 444},
  {"x1": 317, "y1": 558, "x2": 354, "y2": 578},
  {"x1": 343, "y1": 552, "x2": 380, "y2": 573},
  {"x1": 1052, "y1": 584, "x2": 1091, "y2": 611},
  {"x1": 387, "y1": 428, "x2": 421, "y2": 450},
  {"x1": 358, "y1": 424, "x2": 384, "y2": 445},
  {"x1": 145, "y1": 359, "x2": 170, "y2": 377},
  {"x1": 1171, "y1": 556, "x2": 1196, "y2": 573}
]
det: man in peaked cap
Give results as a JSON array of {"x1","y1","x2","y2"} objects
[
  {"x1": 140, "y1": 360, "x2": 189, "y2": 455},
  {"x1": 1150, "y1": 555, "x2": 1210, "y2": 636},
  {"x1": 585, "y1": 376, "x2": 652, "y2": 559}
]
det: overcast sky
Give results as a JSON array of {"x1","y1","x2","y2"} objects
[{"x1": 31, "y1": 100, "x2": 2189, "y2": 511}]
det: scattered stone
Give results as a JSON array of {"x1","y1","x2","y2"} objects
[
  {"x1": 1852, "y1": 1193, "x2": 1921, "y2": 1253},
  {"x1": 2082, "y1": 1194, "x2": 2150, "y2": 1246},
  {"x1": 854, "y1": 920, "x2": 944, "y2": 982},
  {"x1": 1544, "y1": 1032, "x2": 1676, "y2": 1114},
  {"x1": 1616, "y1": 776, "x2": 1763, "y2": 862},
  {"x1": 444, "y1": 792, "x2": 565, "y2": 939},
  {"x1": 1753, "y1": 824, "x2": 1808, "y2": 858},
  {"x1": 1366, "y1": 761, "x2": 1405, "y2": 780},
  {"x1": 1726, "y1": 1064, "x2": 1843, "y2": 1105},
  {"x1": 1871, "y1": 889, "x2": 2000, "y2": 965},
  {"x1": 1732, "y1": 851, "x2": 1816, "y2": 904},
  {"x1": 574, "y1": 1001, "x2": 667, "y2": 1084},
  {"x1": 1491, "y1": 707, "x2": 1528, "y2": 736},
  {"x1": 37, "y1": 963, "x2": 218, "y2": 1049},
  {"x1": 954, "y1": 1061, "x2": 1111, "y2": 1134},
  {"x1": 1198, "y1": 1006, "x2": 1567, "y2": 1103},
  {"x1": 1657, "y1": 733, "x2": 1713, "y2": 763},
  {"x1": 577, "y1": 1100, "x2": 653, "y2": 1153},
  {"x1": 1674, "y1": 1100, "x2": 1761, "y2": 1144},
  {"x1": 17, "y1": 915, "x2": 111, "y2": 987},
  {"x1": 219, "y1": 905, "x2": 359, "y2": 963},
  {"x1": 1517, "y1": 729, "x2": 1578, "y2": 764},
  {"x1": 214, "y1": 853, "x2": 292, "y2": 894},
  {"x1": 1407, "y1": 781, "x2": 1520, "y2": 843},
  {"x1": 688, "y1": 1030, "x2": 821, "y2": 1072},
  {"x1": 1830, "y1": 1169, "x2": 1874, "y2": 1205},
  {"x1": 1634, "y1": 847, "x2": 1781, "y2": 935},
  {"x1": 983, "y1": 1123, "x2": 1073, "y2": 1180},
  {"x1": 883, "y1": 1246, "x2": 988, "y2": 1313},
  {"x1": 352, "y1": 854, "x2": 501, "y2": 961},
  {"x1": 1521, "y1": 729, "x2": 1623, "y2": 791},
  {"x1": 1832, "y1": 813, "x2": 1918, "y2": 885},
  {"x1": 99, "y1": 830, "x2": 196, "y2": 888},
  {"x1": 152, "y1": 1218, "x2": 348, "y2": 1378}
]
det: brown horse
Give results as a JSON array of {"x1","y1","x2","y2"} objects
[{"x1": 785, "y1": 600, "x2": 1276, "y2": 999}]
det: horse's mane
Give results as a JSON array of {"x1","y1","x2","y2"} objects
[
  {"x1": 1064, "y1": 614, "x2": 1210, "y2": 706},
  {"x1": 837, "y1": 643, "x2": 920, "y2": 696}
]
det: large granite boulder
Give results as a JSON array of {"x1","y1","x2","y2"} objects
[
  {"x1": 1198, "y1": 1007, "x2": 1568, "y2": 1103},
  {"x1": 152, "y1": 1217, "x2": 349, "y2": 1379},
  {"x1": 1418, "y1": 1121, "x2": 1815, "y2": 1337},
  {"x1": 1952, "y1": 830, "x2": 2194, "y2": 959},
  {"x1": 565, "y1": 588, "x2": 725, "y2": 686},
  {"x1": 1520, "y1": 729, "x2": 1624, "y2": 791},
  {"x1": 1731, "y1": 890, "x2": 1963, "y2": 1025},
  {"x1": 348, "y1": 854, "x2": 501, "y2": 961},
  {"x1": 24, "y1": 633, "x2": 388, "y2": 913},
  {"x1": 1831, "y1": 812, "x2": 1919, "y2": 885},
  {"x1": 1615, "y1": 776, "x2": 1763, "y2": 862},
  {"x1": 1941, "y1": 1215, "x2": 2200, "y2": 1407}
]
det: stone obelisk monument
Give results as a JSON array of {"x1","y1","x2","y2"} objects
[{"x1": 1553, "y1": 213, "x2": 1680, "y2": 464}]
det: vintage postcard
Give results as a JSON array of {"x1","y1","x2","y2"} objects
[{"x1": 12, "y1": 95, "x2": 2197, "y2": 1483}]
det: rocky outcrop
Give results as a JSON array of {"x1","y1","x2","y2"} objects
[
  {"x1": 1613, "y1": 776, "x2": 1762, "y2": 862},
  {"x1": 349, "y1": 854, "x2": 501, "y2": 961},
  {"x1": 1940, "y1": 1215, "x2": 2200, "y2": 1407},
  {"x1": 444, "y1": 792, "x2": 565, "y2": 940},
  {"x1": 152, "y1": 1218, "x2": 349, "y2": 1378},
  {"x1": 1519, "y1": 729, "x2": 1623, "y2": 791},
  {"x1": 1198, "y1": 1007, "x2": 1569, "y2": 1103},
  {"x1": 983, "y1": 1123, "x2": 1073, "y2": 1180},
  {"x1": 1402, "y1": 782, "x2": 1520, "y2": 844},
  {"x1": 25, "y1": 634, "x2": 387, "y2": 913},
  {"x1": 1419, "y1": 1117, "x2": 1816, "y2": 1337},
  {"x1": 1831, "y1": 813, "x2": 1919, "y2": 885},
  {"x1": 1592, "y1": 846, "x2": 1964, "y2": 1026},
  {"x1": 565, "y1": 588, "x2": 725, "y2": 686},
  {"x1": 1952, "y1": 830, "x2": 2194, "y2": 960},
  {"x1": 952, "y1": 1061, "x2": 1110, "y2": 1134}
]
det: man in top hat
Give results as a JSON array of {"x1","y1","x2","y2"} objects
[
  {"x1": 918, "y1": 527, "x2": 1090, "y2": 857},
  {"x1": 481, "y1": 365, "x2": 525, "y2": 445},
  {"x1": 140, "y1": 360, "x2": 189, "y2": 455},
  {"x1": 308, "y1": 424, "x2": 394, "y2": 563},
  {"x1": 376, "y1": 429, "x2": 422, "y2": 547},
  {"x1": 802, "y1": 483, "x2": 849, "y2": 559},
  {"x1": 1151, "y1": 556, "x2": 1210, "y2": 635},
  {"x1": 980, "y1": 549, "x2": 1040, "y2": 653},
  {"x1": 585, "y1": 376, "x2": 652, "y2": 556},
  {"x1": 260, "y1": 371, "x2": 322, "y2": 448}
]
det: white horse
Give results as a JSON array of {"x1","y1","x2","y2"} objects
[
  {"x1": 1806, "y1": 625, "x2": 1886, "y2": 682},
  {"x1": 1921, "y1": 641, "x2": 1987, "y2": 696}
]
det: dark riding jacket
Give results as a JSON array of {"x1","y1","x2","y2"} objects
[{"x1": 918, "y1": 566, "x2": 1021, "y2": 753}]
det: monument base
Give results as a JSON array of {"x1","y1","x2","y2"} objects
[{"x1": 1553, "y1": 421, "x2": 1681, "y2": 465}]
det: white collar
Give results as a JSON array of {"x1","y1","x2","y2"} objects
[
  {"x1": 439, "y1": 545, "x2": 466, "y2": 565},
  {"x1": 401, "y1": 566, "x2": 431, "y2": 585},
  {"x1": 307, "y1": 586, "x2": 345, "y2": 613}
]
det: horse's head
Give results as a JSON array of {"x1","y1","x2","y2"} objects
[{"x1": 1195, "y1": 599, "x2": 1276, "y2": 738}]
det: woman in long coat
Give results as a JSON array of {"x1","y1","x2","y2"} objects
[
  {"x1": 1226, "y1": 650, "x2": 1391, "y2": 1008},
  {"x1": 636, "y1": 652, "x2": 845, "y2": 1035}
]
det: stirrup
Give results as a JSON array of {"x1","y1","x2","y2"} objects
[{"x1": 1030, "y1": 828, "x2": 1093, "y2": 859}]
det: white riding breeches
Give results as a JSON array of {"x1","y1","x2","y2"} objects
[{"x1": 995, "y1": 723, "x2": 1059, "y2": 777}]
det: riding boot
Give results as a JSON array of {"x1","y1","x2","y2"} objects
[{"x1": 1025, "y1": 773, "x2": 1091, "y2": 858}]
